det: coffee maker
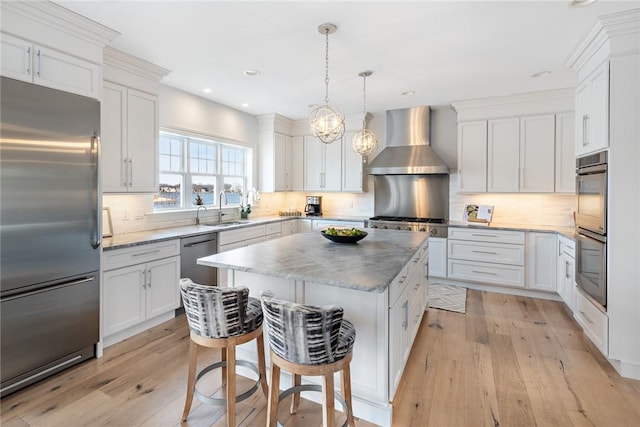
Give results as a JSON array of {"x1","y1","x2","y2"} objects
[{"x1": 304, "y1": 195, "x2": 322, "y2": 216}]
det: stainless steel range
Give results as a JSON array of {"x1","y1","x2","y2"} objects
[{"x1": 367, "y1": 216, "x2": 448, "y2": 237}]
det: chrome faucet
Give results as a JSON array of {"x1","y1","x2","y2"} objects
[
  {"x1": 218, "y1": 191, "x2": 227, "y2": 222},
  {"x1": 195, "y1": 205, "x2": 207, "y2": 225}
]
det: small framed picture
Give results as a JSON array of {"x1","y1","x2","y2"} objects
[
  {"x1": 463, "y1": 204, "x2": 494, "y2": 224},
  {"x1": 102, "y1": 207, "x2": 113, "y2": 237}
]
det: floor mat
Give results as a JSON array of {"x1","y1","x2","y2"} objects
[{"x1": 428, "y1": 283, "x2": 467, "y2": 314}]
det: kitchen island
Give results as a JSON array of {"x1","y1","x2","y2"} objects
[{"x1": 197, "y1": 229, "x2": 429, "y2": 426}]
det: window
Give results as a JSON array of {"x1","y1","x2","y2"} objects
[{"x1": 154, "y1": 130, "x2": 251, "y2": 210}]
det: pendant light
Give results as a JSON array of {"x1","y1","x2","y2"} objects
[
  {"x1": 352, "y1": 70, "x2": 378, "y2": 156},
  {"x1": 309, "y1": 23, "x2": 345, "y2": 144}
]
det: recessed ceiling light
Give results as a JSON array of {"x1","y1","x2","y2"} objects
[
  {"x1": 402, "y1": 91, "x2": 415, "y2": 96},
  {"x1": 241, "y1": 103, "x2": 249, "y2": 107},
  {"x1": 203, "y1": 88, "x2": 212, "y2": 93},
  {"x1": 243, "y1": 69, "x2": 260, "y2": 77},
  {"x1": 569, "y1": 0, "x2": 598, "y2": 8},
  {"x1": 531, "y1": 70, "x2": 551, "y2": 78}
]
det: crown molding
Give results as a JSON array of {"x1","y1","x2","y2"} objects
[{"x1": 104, "y1": 47, "x2": 171, "y2": 82}]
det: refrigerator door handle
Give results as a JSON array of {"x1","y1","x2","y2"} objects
[
  {"x1": 1, "y1": 276, "x2": 95, "y2": 302},
  {"x1": 91, "y1": 133, "x2": 101, "y2": 249}
]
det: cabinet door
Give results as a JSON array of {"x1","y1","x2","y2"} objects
[
  {"x1": 427, "y1": 237, "x2": 447, "y2": 278},
  {"x1": 146, "y1": 256, "x2": 180, "y2": 319},
  {"x1": 388, "y1": 286, "x2": 409, "y2": 397},
  {"x1": 526, "y1": 232, "x2": 557, "y2": 292},
  {"x1": 562, "y1": 256, "x2": 575, "y2": 311},
  {"x1": 127, "y1": 89, "x2": 158, "y2": 192},
  {"x1": 324, "y1": 139, "x2": 342, "y2": 191},
  {"x1": 101, "y1": 82, "x2": 128, "y2": 192},
  {"x1": 575, "y1": 80, "x2": 590, "y2": 156},
  {"x1": 342, "y1": 131, "x2": 364, "y2": 192},
  {"x1": 274, "y1": 132, "x2": 288, "y2": 191},
  {"x1": 488, "y1": 118, "x2": 519, "y2": 192},
  {"x1": 304, "y1": 136, "x2": 324, "y2": 191},
  {"x1": 520, "y1": 114, "x2": 555, "y2": 193},
  {"x1": 1, "y1": 33, "x2": 32, "y2": 82},
  {"x1": 290, "y1": 136, "x2": 304, "y2": 191},
  {"x1": 34, "y1": 46, "x2": 100, "y2": 99},
  {"x1": 588, "y1": 61, "x2": 609, "y2": 153},
  {"x1": 103, "y1": 264, "x2": 146, "y2": 336},
  {"x1": 555, "y1": 112, "x2": 576, "y2": 193},
  {"x1": 458, "y1": 121, "x2": 487, "y2": 192}
]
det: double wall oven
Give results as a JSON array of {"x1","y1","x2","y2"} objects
[{"x1": 575, "y1": 151, "x2": 607, "y2": 308}]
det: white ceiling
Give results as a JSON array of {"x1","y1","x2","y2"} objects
[{"x1": 56, "y1": 0, "x2": 636, "y2": 120}]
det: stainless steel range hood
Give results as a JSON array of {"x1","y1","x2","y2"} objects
[{"x1": 367, "y1": 106, "x2": 449, "y2": 175}]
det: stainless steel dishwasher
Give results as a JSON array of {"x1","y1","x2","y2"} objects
[{"x1": 180, "y1": 233, "x2": 217, "y2": 286}]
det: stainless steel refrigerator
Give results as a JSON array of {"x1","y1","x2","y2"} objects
[{"x1": 1, "y1": 77, "x2": 101, "y2": 396}]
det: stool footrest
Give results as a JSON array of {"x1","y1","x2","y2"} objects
[
  {"x1": 276, "y1": 384, "x2": 350, "y2": 427},
  {"x1": 194, "y1": 359, "x2": 262, "y2": 406}
]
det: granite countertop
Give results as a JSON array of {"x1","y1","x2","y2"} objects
[
  {"x1": 447, "y1": 220, "x2": 576, "y2": 240},
  {"x1": 198, "y1": 229, "x2": 428, "y2": 293},
  {"x1": 102, "y1": 215, "x2": 368, "y2": 251}
]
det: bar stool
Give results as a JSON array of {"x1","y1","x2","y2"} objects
[
  {"x1": 260, "y1": 292, "x2": 356, "y2": 427},
  {"x1": 179, "y1": 279, "x2": 268, "y2": 426}
]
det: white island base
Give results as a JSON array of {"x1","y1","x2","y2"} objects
[{"x1": 198, "y1": 230, "x2": 430, "y2": 427}]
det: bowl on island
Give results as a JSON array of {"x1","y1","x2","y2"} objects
[{"x1": 320, "y1": 227, "x2": 368, "y2": 244}]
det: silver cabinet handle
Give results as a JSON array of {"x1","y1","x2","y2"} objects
[
  {"x1": 582, "y1": 114, "x2": 590, "y2": 147},
  {"x1": 26, "y1": 46, "x2": 32, "y2": 76},
  {"x1": 128, "y1": 158, "x2": 133, "y2": 187},
  {"x1": 472, "y1": 270, "x2": 498, "y2": 275},
  {"x1": 132, "y1": 249, "x2": 161, "y2": 257},
  {"x1": 580, "y1": 310, "x2": 594, "y2": 324},
  {"x1": 472, "y1": 233, "x2": 498, "y2": 238},
  {"x1": 123, "y1": 158, "x2": 128, "y2": 187},
  {"x1": 147, "y1": 269, "x2": 152, "y2": 287},
  {"x1": 472, "y1": 250, "x2": 498, "y2": 255},
  {"x1": 36, "y1": 49, "x2": 41, "y2": 77},
  {"x1": 402, "y1": 301, "x2": 408, "y2": 330}
]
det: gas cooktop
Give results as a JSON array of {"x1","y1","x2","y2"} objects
[{"x1": 369, "y1": 216, "x2": 447, "y2": 224}]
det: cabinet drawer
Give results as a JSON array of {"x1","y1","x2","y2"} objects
[
  {"x1": 447, "y1": 259, "x2": 525, "y2": 288},
  {"x1": 102, "y1": 240, "x2": 180, "y2": 271},
  {"x1": 219, "y1": 225, "x2": 266, "y2": 245},
  {"x1": 448, "y1": 227, "x2": 525, "y2": 244},
  {"x1": 265, "y1": 222, "x2": 282, "y2": 235},
  {"x1": 389, "y1": 265, "x2": 410, "y2": 307},
  {"x1": 575, "y1": 290, "x2": 608, "y2": 355},
  {"x1": 448, "y1": 240, "x2": 524, "y2": 265},
  {"x1": 562, "y1": 237, "x2": 576, "y2": 258}
]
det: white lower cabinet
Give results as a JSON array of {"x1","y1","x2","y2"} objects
[
  {"x1": 557, "y1": 236, "x2": 576, "y2": 311},
  {"x1": 575, "y1": 290, "x2": 608, "y2": 355},
  {"x1": 281, "y1": 219, "x2": 298, "y2": 236},
  {"x1": 526, "y1": 232, "x2": 557, "y2": 292},
  {"x1": 102, "y1": 240, "x2": 181, "y2": 346},
  {"x1": 427, "y1": 237, "x2": 447, "y2": 278},
  {"x1": 447, "y1": 228, "x2": 525, "y2": 288}
]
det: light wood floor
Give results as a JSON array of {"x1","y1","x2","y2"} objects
[{"x1": 2, "y1": 289, "x2": 639, "y2": 426}]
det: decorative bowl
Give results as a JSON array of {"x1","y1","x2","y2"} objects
[{"x1": 320, "y1": 229, "x2": 368, "y2": 244}]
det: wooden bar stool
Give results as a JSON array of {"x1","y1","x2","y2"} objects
[
  {"x1": 260, "y1": 292, "x2": 356, "y2": 427},
  {"x1": 179, "y1": 279, "x2": 268, "y2": 426}
]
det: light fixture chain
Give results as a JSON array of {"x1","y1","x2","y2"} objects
[{"x1": 324, "y1": 28, "x2": 330, "y2": 104}]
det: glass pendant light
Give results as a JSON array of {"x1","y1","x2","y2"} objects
[
  {"x1": 352, "y1": 70, "x2": 378, "y2": 156},
  {"x1": 309, "y1": 23, "x2": 345, "y2": 144}
]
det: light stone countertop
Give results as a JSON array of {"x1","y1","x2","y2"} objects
[
  {"x1": 102, "y1": 215, "x2": 367, "y2": 251},
  {"x1": 197, "y1": 229, "x2": 428, "y2": 293},
  {"x1": 447, "y1": 220, "x2": 576, "y2": 240}
]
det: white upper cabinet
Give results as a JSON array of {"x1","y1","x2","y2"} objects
[
  {"x1": 575, "y1": 61, "x2": 609, "y2": 156},
  {"x1": 457, "y1": 120, "x2": 487, "y2": 192},
  {"x1": 257, "y1": 114, "x2": 303, "y2": 192},
  {"x1": 0, "y1": 0, "x2": 117, "y2": 100},
  {"x1": 555, "y1": 112, "x2": 576, "y2": 193},
  {"x1": 303, "y1": 135, "x2": 342, "y2": 192},
  {"x1": 519, "y1": 114, "x2": 556, "y2": 192},
  {"x1": 342, "y1": 131, "x2": 366, "y2": 192},
  {"x1": 101, "y1": 48, "x2": 169, "y2": 194},
  {"x1": 102, "y1": 82, "x2": 159, "y2": 193},
  {"x1": 487, "y1": 117, "x2": 520, "y2": 192},
  {"x1": 453, "y1": 89, "x2": 574, "y2": 194}
]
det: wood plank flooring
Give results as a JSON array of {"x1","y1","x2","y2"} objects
[{"x1": 2, "y1": 289, "x2": 639, "y2": 426}]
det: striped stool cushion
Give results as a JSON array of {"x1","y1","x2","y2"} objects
[
  {"x1": 180, "y1": 279, "x2": 263, "y2": 338},
  {"x1": 260, "y1": 292, "x2": 356, "y2": 365}
]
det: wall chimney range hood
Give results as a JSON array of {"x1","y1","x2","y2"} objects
[{"x1": 367, "y1": 106, "x2": 449, "y2": 175}]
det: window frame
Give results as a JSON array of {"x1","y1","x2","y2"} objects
[{"x1": 155, "y1": 129, "x2": 252, "y2": 211}]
